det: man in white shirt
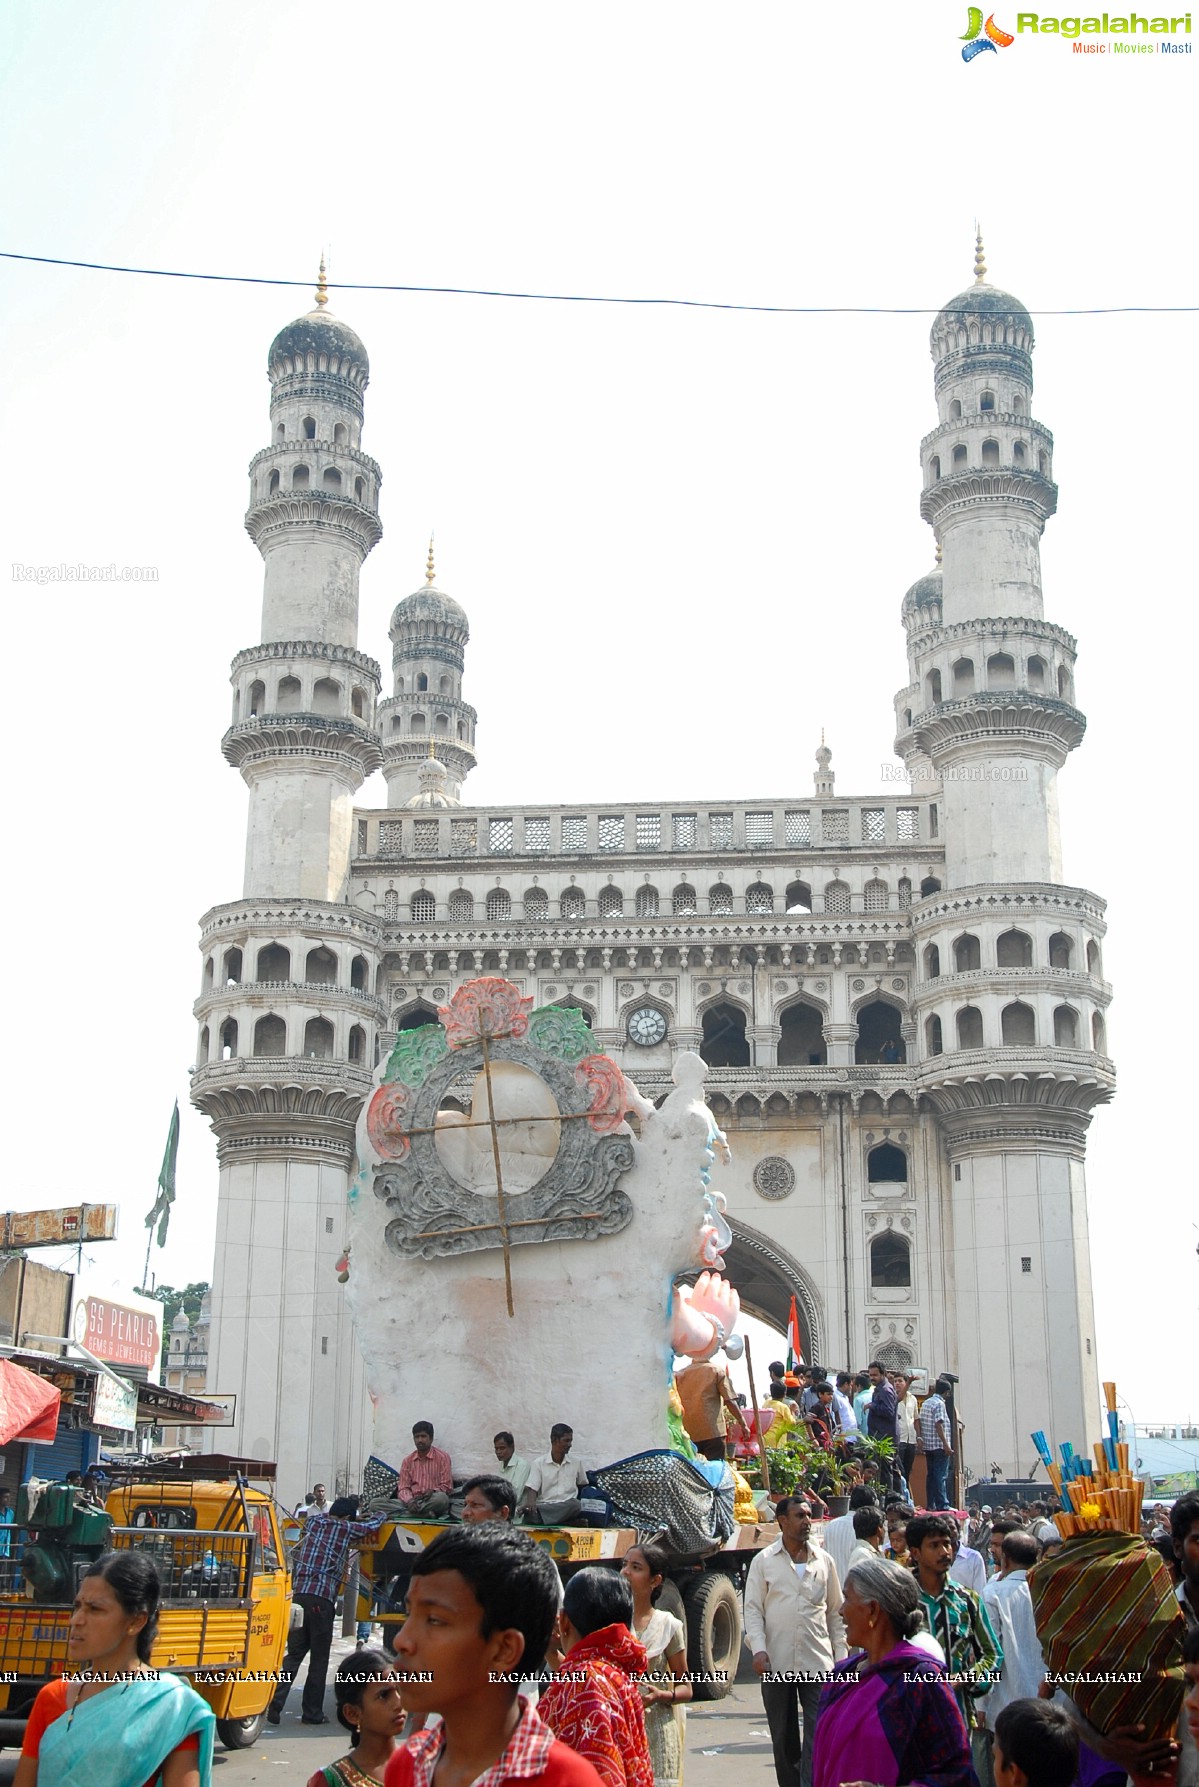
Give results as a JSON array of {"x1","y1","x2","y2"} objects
[
  {"x1": 521, "y1": 1423, "x2": 588, "y2": 1525},
  {"x1": 982, "y1": 1530, "x2": 1047, "y2": 1730},
  {"x1": 949, "y1": 1516, "x2": 989, "y2": 1597},
  {"x1": 745, "y1": 1494, "x2": 847, "y2": 1787},
  {"x1": 892, "y1": 1372, "x2": 918, "y2": 1491},
  {"x1": 822, "y1": 1485, "x2": 881, "y2": 1585},
  {"x1": 832, "y1": 1374, "x2": 859, "y2": 1448},
  {"x1": 845, "y1": 1504, "x2": 887, "y2": 1575}
]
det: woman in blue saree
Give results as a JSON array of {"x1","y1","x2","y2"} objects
[{"x1": 15, "y1": 1550, "x2": 215, "y2": 1787}]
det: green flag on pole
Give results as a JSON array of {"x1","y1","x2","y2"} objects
[{"x1": 146, "y1": 1101, "x2": 180, "y2": 1248}]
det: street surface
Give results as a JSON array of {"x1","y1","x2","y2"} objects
[{"x1": 0, "y1": 1636, "x2": 779, "y2": 1783}]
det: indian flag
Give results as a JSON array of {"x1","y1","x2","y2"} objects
[{"x1": 786, "y1": 1295, "x2": 804, "y2": 1370}]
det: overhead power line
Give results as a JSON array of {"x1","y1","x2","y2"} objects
[{"x1": 1, "y1": 250, "x2": 1193, "y2": 317}]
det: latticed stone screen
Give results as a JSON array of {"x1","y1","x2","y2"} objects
[
  {"x1": 485, "y1": 889, "x2": 511, "y2": 920},
  {"x1": 561, "y1": 816, "x2": 588, "y2": 850},
  {"x1": 825, "y1": 882, "x2": 850, "y2": 913},
  {"x1": 864, "y1": 879, "x2": 889, "y2": 911},
  {"x1": 785, "y1": 810, "x2": 811, "y2": 846},
  {"x1": 636, "y1": 814, "x2": 661, "y2": 851},
  {"x1": 598, "y1": 886, "x2": 624, "y2": 915},
  {"x1": 379, "y1": 821, "x2": 403, "y2": 859},
  {"x1": 822, "y1": 810, "x2": 849, "y2": 843},
  {"x1": 898, "y1": 878, "x2": 913, "y2": 908},
  {"x1": 709, "y1": 884, "x2": 734, "y2": 914},
  {"x1": 672, "y1": 813, "x2": 697, "y2": 849},
  {"x1": 897, "y1": 806, "x2": 918, "y2": 841},
  {"x1": 524, "y1": 889, "x2": 549, "y2": 919},
  {"x1": 524, "y1": 817, "x2": 551, "y2": 852},
  {"x1": 450, "y1": 819, "x2": 477, "y2": 855},
  {"x1": 746, "y1": 812, "x2": 773, "y2": 847},
  {"x1": 356, "y1": 819, "x2": 369, "y2": 855},
  {"x1": 673, "y1": 886, "x2": 697, "y2": 914},
  {"x1": 488, "y1": 818, "x2": 514, "y2": 854},
  {"x1": 746, "y1": 883, "x2": 775, "y2": 913},
  {"x1": 413, "y1": 820, "x2": 439, "y2": 856},
  {"x1": 635, "y1": 886, "x2": 659, "y2": 916},
  {"x1": 560, "y1": 888, "x2": 586, "y2": 917},
  {"x1": 411, "y1": 891, "x2": 436, "y2": 921},
  {"x1": 709, "y1": 814, "x2": 733, "y2": 849},
  {"x1": 598, "y1": 815, "x2": 625, "y2": 852},
  {"x1": 383, "y1": 889, "x2": 400, "y2": 920},
  {"x1": 447, "y1": 891, "x2": 474, "y2": 922},
  {"x1": 862, "y1": 808, "x2": 886, "y2": 843}
]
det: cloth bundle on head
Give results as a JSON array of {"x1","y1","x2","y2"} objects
[{"x1": 1027, "y1": 1531, "x2": 1185, "y2": 1743}]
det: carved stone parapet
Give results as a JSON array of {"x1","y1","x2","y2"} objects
[
  {"x1": 231, "y1": 640, "x2": 382, "y2": 685},
  {"x1": 199, "y1": 897, "x2": 385, "y2": 948},
  {"x1": 919, "y1": 468, "x2": 1057, "y2": 528},
  {"x1": 194, "y1": 980, "x2": 386, "y2": 1020},
  {"x1": 904, "y1": 614, "x2": 1078, "y2": 657},
  {"x1": 248, "y1": 441, "x2": 381, "y2": 477},
  {"x1": 910, "y1": 967, "x2": 1113, "y2": 1004},
  {"x1": 907, "y1": 693, "x2": 1085, "y2": 763},
  {"x1": 921, "y1": 1048, "x2": 1114, "y2": 1120},
  {"x1": 191, "y1": 1058, "x2": 372, "y2": 1164},
  {"x1": 222, "y1": 713, "x2": 382, "y2": 777},
  {"x1": 910, "y1": 883, "x2": 1107, "y2": 930},
  {"x1": 379, "y1": 739, "x2": 477, "y2": 786},
  {"x1": 920, "y1": 414, "x2": 1054, "y2": 455},
  {"x1": 937, "y1": 1108, "x2": 1094, "y2": 1155},
  {"x1": 244, "y1": 493, "x2": 383, "y2": 556}
]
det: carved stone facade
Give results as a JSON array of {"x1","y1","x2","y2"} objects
[{"x1": 194, "y1": 248, "x2": 1114, "y2": 1500}]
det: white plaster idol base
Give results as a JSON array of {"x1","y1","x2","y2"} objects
[{"x1": 346, "y1": 1052, "x2": 724, "y2": 1480}]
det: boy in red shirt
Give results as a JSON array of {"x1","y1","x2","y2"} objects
[{"x1": 386, "y1": 1525, "x2": 603, "y2": 1787}]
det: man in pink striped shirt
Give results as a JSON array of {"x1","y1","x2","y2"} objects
[{"x1": 396, "y1": 1420, "x2": 453, "y2": 1517}]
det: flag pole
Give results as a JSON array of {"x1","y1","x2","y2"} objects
[{"x1": 743, "y1": 1331, "x2": 771, "y2": 1495}]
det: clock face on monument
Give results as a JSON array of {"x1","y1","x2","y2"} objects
[{"x1": 627, "y1": 1006, "x2": 668, "y2": 1048}]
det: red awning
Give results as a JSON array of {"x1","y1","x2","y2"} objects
[{"x1": 0, "y1": 1356, "x2": 62, "y2": 1445}]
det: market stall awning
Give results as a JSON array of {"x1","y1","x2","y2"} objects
[{"x1": 0, "y1": 1355, "x2": 61, "y2": 1445}]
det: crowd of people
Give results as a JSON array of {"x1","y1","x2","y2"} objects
[{"x1": 12, "y1": 1485, "x2": 1198, "y2": 1787}]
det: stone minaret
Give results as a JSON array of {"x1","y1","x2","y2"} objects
[
  {"x1": 190, "y1": 264, "x2": 385, "y2": 1497},
  {"x1": 896, "y1": 237, "x2": 1113, "y2": 1469},
  {"x1": 379, "y1": 542, "x2": 477, "y2": 806}
]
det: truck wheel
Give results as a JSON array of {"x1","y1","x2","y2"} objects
[
  {"x1": 217, "y1": 1713, "x2": 265, "y2": 1749},
  {"x1": 657, "y1": 1578, "x2": 686, "y2": 1625},
  {"x1": 680, "y1": 1570, "x2": 741, "y2": 1701}
]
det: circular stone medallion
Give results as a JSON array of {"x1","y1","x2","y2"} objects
[{"x1": 753, "y1": 1156, "x2": 796, "y2": 1201}]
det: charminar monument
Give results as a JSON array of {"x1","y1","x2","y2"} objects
[{"x1": 191, "y1": 240, "x2": 1113, "y2": 1503}]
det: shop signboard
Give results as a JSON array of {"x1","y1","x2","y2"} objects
[
  {"x1": 89, "y1": 1371, "x2": 138, "y2": 1434},
  {"x1": 71, "y1": 1284, "x2": 161, "y2": 1380}
]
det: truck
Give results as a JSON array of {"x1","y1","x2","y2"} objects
[
  {"x1": 357, "y1": 1507, "x2": 780, "y2": 1700},
  {"x1": 0, "y1": 1454, "x2": 290, "y2": 1754}
]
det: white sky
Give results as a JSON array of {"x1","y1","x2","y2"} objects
[{"x1": 2, "y1": 2, "x2": 1194, "y2": 1432}]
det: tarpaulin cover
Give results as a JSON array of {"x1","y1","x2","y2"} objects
[
  {"x1": 0, "y1": 1358, "x2": 61, "y2": 1446},
  {"x1": 589, "y1": 1449, "x2": 737, "y2": 1553}
]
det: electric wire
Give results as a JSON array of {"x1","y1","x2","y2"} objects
[{"x1": 1, "y1": 250, "x2": 1194, "y2": 317}]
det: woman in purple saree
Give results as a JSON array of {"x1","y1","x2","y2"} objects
[{"x1": 813, "y1": 1556, "x2": 977, "y2": 1787}]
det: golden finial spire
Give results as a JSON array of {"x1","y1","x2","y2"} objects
[
  {"x1": 425, "y1": 534, "x2": 436, "y2": 584},
  {"x1": 315, "y1": 251, "x2": 329, "y2": 308},
  {"x1": 427, "y1": 739, "x2": 437, "y2": 759},
  {"x1": 935, "y1": 539, "x2": 943, "y2": 567},
  {"x1": 973, "y1": 225, "x2": 987, "y2": 285}
]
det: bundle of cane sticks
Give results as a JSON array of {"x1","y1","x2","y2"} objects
[{"x1": 1030, "y1": 1382, "x2": 1145, "y2": 1538}]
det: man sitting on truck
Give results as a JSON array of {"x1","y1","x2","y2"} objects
[
  {"x1": 521, "y1": 1425, "x2": 589, "y2": 1526},
  {"x1": 494, "y1": 1431, "x2": 532, "y2": 1504},
  {"x1": 396, "y1": 1420, "x2": 453, "y2": 1519}
]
